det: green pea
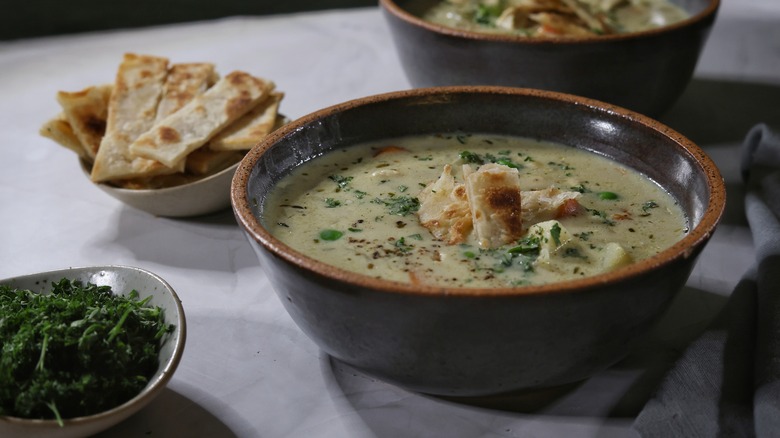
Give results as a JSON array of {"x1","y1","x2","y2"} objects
[
  {"x1": 319, "y1": 229, "x2": 344, "y2": 241},
  {"x1": 598, "y1": 191, "x2": 618, "y2": 200}
]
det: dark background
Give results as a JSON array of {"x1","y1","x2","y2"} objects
[{"x1": 2, "y1": 0, "x2": 378, "y2": 40}]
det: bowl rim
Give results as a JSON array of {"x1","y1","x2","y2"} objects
[
  {"x1": 0, "y1": 265, "x2": 187, "y2": 429},
  {"x1": 379, "y1": 0, "x2": 720, "y2": 44},
  {"x1": 231, "y1": 85, "x2": 726, "y2": 298}
]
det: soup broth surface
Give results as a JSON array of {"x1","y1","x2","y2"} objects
[
  {"x1": 264, "y1": 133, "x2": 687, "y2": 288},
  {"x1": 420, "y1": 0, "x2": 690, "y2": 37}
]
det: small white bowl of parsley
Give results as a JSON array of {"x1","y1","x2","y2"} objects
[{"x1": 0, "y1": 265, "x2": 186, "y2": 438}]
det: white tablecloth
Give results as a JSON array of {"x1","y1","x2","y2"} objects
[{"x1": 1, "y1": 3, "x2": 779, "y2": 437}]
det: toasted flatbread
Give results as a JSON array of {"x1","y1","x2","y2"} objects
[
  {"x1": 157, "y1": 62, "x2": 224, "y2": 175},
  {"x1": 129, "y1": 71, "x2": 274, "y2": 167},
  {"x1": 186, "y1": 113, "x2": 288, "y2": 174},
  {"x1": 40, "y1": 114, "x2": 86, "y2": 158},
  {"x1": 156, "y1": 63, "x2": 218, "y2": 121},
  {"x1": 463, "y1": 163, "x2": 524, "y2": 249},
  {"x1": 208, "y1": 91, "x2": 283, "y2": 151},
  {"x1": 417, "y1": 164, "x2": 472, "y2": 244},
  {"x1": 110, "y1": 173, "x2": 200, "y2": 190},
  {"x1": 56, "y1": 84, "x2": 112, "y2": 159},
  {"x1": 41, "y1": 53, "x2": 288, "y2": 191},
  {"x1": 91, "y1": 53, "x2": 176, "y2": 183},
  {"x1": 185, "y1": 147, "x2": 243, "y2": 175},
  {"x1": 520, "y1": 186, "x2": 581, "y2": 226}
]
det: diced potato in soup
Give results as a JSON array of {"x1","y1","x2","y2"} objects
[{"x1": 264, "y1": 133, "x2": 688, "y2": 288}]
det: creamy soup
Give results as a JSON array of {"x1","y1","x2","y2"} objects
[
  {"x1": 420, "y1": 0, "x2": 690, "y2": 37},
  {"x1": 264, "y1": 133, "x2": 687, "y2": 288}
]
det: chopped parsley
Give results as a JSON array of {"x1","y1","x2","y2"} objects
[
  {"x1": 575, "y1": 231, "x2": 594, "y2": 241},
  {"x1": 641, "y1": 200, "x2": 659, "y2": 216},
  {"x1": 507, "y1": 235, "x2": 541, "y2": 256},
  {"x1": 456, "y1": 133, "x2": 470, "y2": 144},
  {"x1": 570, "y1": 184, "x2": 588, "y2": 193},
  {"x1": 459, "y1": 150, "x2": 485, "y2": 164},
  {"x1": 495, "y1": 158, "x2": 519, "y2": 168},
  {"x1": 459, "y1": 151, "x2": 520, "y2": 169},
  {"x1": 372, "y1": 195, "x2": 420, "y2": 216},
  {"x1": 563, "y1": 247, "x2": 588, "y2": 259},
  {"x1": 475, "y1": 3, "x2": 502, "y2": 25},
  {"x1": 550, "y1": 223, "x2": 562, "y2": 246},
  {"x1": 328, "y1": 175, "x2": 353, "y2": 190},
  {"x1": 0, "y1": 279, "x2": 173, "y2": 424},
  {"x1": 548, "y1": 161, "x2": 574, "y2": 171},
  {"x1": 588, "y1": 208, "x2": 616, "y2": 226},
  {"x1": 394, "y1": 237, "x2": 413, "y2": 253},
  {"x1": 499, "y1": 236, "x2": 541, "y2": 273}
]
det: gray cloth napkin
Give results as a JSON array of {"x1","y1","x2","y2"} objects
[{"x1": 633, "y1": 124, "x2": 780, "y2": 437}]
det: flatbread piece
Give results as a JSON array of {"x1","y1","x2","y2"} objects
[
  {"x1": 40, "y1": 114, "x2": 85, "y2": 157},
  {"x1": 56, "y1": 84, "x2": 112, "y2": 159},
  {"x1": 463, "y1": 163, "x2": 524, "y2": 248},
  {"x1": 156, "y1": 63, "x2": 218, "y2": 121},
  {"x1": 91, "y1": 53, "x2": 174, "y2": 182},
  {"x1": 129, "y1": 70, "x2": 274, "y2": 167},
  {"x1": 208, "y1": 91, "x2": 283, "y2": 151}
]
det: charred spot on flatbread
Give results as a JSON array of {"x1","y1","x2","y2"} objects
[{"x1": 56, "y1": 84, "x2": 111, "y2": 159}]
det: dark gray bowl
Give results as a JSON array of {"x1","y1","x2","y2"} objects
[
  {"x1": 380, "y1": 0, "x2": 719, "y2": 117},
  {"x1": 231, "y1": 87, "x2": 725, "y2": 396}
]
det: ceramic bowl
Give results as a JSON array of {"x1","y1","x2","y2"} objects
[
  {"x1": 231, "y1": 86, "x2": 725, "y2": 396},
  {"x1": 0, "y1": 265, "x2": 186, "y2": 438},
  {"x1": 80, "y1": 159, "x2": 237, "y2": 218},
  {"x1": 380, "y1": 0, "x2": 719, "y2": 116}
]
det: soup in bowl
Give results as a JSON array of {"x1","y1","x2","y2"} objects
[
  {"x1": 419, "y1": 0, "x2": 692, "y2": 38},
  {"x1": 231, "y1": 86, "x2": 725, "y2": 396}
]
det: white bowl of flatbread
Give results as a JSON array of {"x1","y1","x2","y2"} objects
[{"x1": 41, "y1": 53, "x2": 287, "y2": 217}]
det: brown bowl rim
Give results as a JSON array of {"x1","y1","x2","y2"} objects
[
  {"x1": 231, "y1": 86, "x2": 726, "y2": 298},
  {"x1": 379, "y1": 0, "x2": 720, "y2": 45}
]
